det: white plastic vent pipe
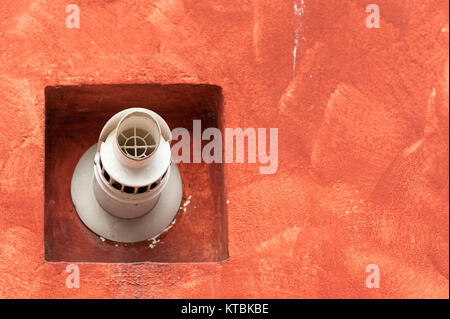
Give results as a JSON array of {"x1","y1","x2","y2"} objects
[
  {"x1": 94, "y1": 109, "x2": 172, "y2": 219},
  {"x1": 71, "y1": 108, "x2": 183, "y2": 243}
]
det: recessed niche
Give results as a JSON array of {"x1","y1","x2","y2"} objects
[{"x1": 44, "y1": 83, "x2": 228, "y2": 263}]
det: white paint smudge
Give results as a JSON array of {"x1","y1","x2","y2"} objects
[
  {"x1": 293, "y1": 0, "x2": 306, "y2": 79},
  {"x1": 293, "y1": 36, "x2": 299, "y2": 79}
]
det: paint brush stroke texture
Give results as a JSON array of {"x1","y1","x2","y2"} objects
[{"x1": 0, "y1": 0, "x2": 448, "y2": 298}]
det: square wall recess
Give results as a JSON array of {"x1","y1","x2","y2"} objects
[{"x1": 44, "y1": 84, "x2": 228, "y2": 263}]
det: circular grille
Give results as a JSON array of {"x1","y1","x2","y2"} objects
[{"x1": 118, "y1": 127, "x2": 157, "y2": 159}]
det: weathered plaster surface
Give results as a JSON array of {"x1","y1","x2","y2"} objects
[{"x1": 0, "y1": 0, "x2": 448, "y2": 298}]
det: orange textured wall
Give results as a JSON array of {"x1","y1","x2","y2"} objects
[{"x1": 0, "y1": 0, "x2": 448, "y2": 298}]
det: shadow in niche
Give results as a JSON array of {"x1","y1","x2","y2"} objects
[{"x1": 44, "y1": 83, "x2": 228, "y2": 263}]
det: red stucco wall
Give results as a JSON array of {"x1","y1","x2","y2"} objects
[{"x1": 0, "y1": 0, "x2": 448, "y2": 298}]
